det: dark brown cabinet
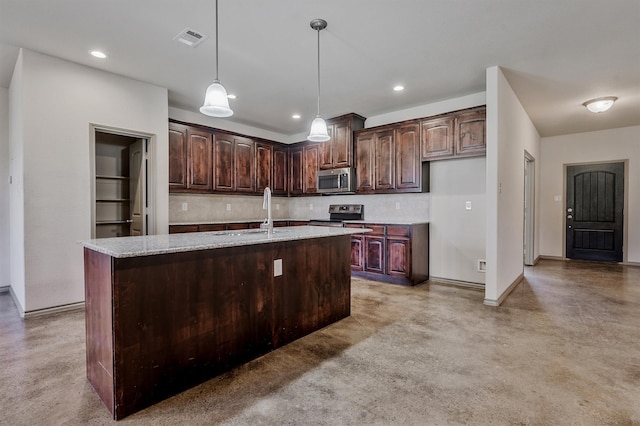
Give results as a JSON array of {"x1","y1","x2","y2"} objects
[
  {"x1": 272, "y1": 145, "x2": 288, "y2": 195},
  {"x1": 345, "y1": 222, "x2": 429, "y2": 285},
  {"x1": 168, "y1": 124, "x2": 188, "y2": 190},
  {"x1": 355, "y1": 125, "x2": 426, "y2": 194},
  {"x1": 303, "y1": 143, "x2": 320, "y2": 194},
  {"x1": 320, "y1": 114, "x2": 365, "y2": 170},
  {"x1": 421, "y1": 107, "x2": 486, "y2": 161},
  {"x1": 454, "y1": 109, "x2": 486, "y2": 157},
  {"x1": 169, "y1": 123, "x2": 213, "y2": 192},
  {"x1": 289, "y1": 146, "x2": 304, "y2": 196},
  {"x1": 256, "y1": 142, "x2": 272, "y2": 193},
  {"x1": 395, "y1": 123, "x2": 421, "y2": 190},
  {"x1": 214, "y1": 133, "x2": 255, "y2": 193},
  {"x1": 186, "y1": 128, "x2": 213, "y2": 191}
]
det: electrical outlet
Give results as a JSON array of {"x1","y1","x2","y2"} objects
[
  {"x1": 465, "y1": 201, "x2": 472, "y2": 210},
  {"x1": 226, "y1": 203, "x2": 231, "y2": 211},
  {"x1": 181, "y1": 202, "x2": 188, "y2": 211},
  {"x1": 274, "y1": 259, "x2": 283, "y2": 277},
  {"x1": 477, "y1": 259, "x2": 487, "y2": 272},
  {"x1": 395, "y1": 202, "x2": 400, "y2": 210},
  {"x1": 309, "y1": 204, "x2": 314, "y2": 210},
  {"x1": 554, "y1": 195, "x2": 562, "y2": 202},
  {"x1": 275, "y1": 204, "x2": 280, "y2": 210}
]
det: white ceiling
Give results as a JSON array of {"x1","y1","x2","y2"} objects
[{"x1": 0, "y1": 0, "x2": 638, "y2": 138}]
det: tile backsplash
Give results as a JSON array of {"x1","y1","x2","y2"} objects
[{"x1": 170, "y1": 192, "x2": 430, "y2": 224}]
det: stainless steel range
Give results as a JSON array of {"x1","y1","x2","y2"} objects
[{"x1": 309, "y1": 204, "x2": 364, "y2": 227}]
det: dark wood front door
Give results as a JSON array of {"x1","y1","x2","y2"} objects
[{"x1": 566, "y1": 162, "x2": 624, "y2": 262}]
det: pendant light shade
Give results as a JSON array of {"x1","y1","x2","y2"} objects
[
  {"x1": 307, "y1": 19, "x2": 330, "y2": 142},
  {"x1": 200, "y1": 0, "x2": 233, "y2": 118},
  {"x1": 308, "y1": 116, "x2": 331, "y2": 142},
  {"x1": 200, "y1": 80, "x2": 233, "y2": 117}
]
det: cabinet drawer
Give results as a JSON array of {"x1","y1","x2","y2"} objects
[
  {"x1": 169, "y1": 225, "x2": 199, "y2": 234},
  {"x1": 364, "y1": 224, "x2": 385, "y2": 236},
  {"x1": 386, "y1": 225, "x2": 410, "y2": 237},
  {"x1": 198, "y1": 224, "x2": 226, "y2": 232}
]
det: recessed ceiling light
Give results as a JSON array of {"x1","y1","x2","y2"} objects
[
  {"x1": 393, "y1": 85, "x2": 404, "y2": 92},
  {"x1": 89, "y1": 50, "x2": 107, "y2": 59},
  {"x1": 227, "y1": 94, "x2": 236, "y2": 99},
  {"x1": 292, "y1": 114, "x2": 301, "y2": 119}
]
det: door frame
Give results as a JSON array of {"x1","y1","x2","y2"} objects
[
  {"x1": 523, "y1": 151, "x2": 535, "y2": 266},
  {"x1": 563, "y1": 159, "x2": 628, "y2": 262},
  {"x1": 90, "y1": 124, "x2": 157, "y2": 238}
]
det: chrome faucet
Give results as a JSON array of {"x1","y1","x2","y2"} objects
[{"x1": 261, "y1": 187, "x2": 273, "y2": 233}]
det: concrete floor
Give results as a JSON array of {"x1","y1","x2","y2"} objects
[{"x1": 1, "y1": 259, "x2": 639, "y2": 425}]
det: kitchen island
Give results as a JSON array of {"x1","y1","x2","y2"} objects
[{"x1": 82, "y1": 226, "x2": 367, "y2": 420}]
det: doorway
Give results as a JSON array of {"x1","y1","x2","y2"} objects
[
  {"x1": 566, "y1": 162, "x2": 624, "y2": 262},
  {"x1": 93, "y1": 129, "x2": 149, "y2": 238},
  {"x1": 524, "y1": 152, "x2": 535, "y2": 266}
]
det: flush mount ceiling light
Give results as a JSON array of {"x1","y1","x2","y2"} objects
[
  {"x1": 200, "y1": 0, "x2": 233, "y2": 117},
  {"x1": 583, "y1": 96, "x2": 617, "y2": 113},
  {"x1": 89, "y1": 50, "x2": 107, "y2": 59},
  {"x1": 307, "y1": 19, "x2": 331, "y2": 142},
  {"x1": 393, "y1": 85, "x2": 405, "y2": 92}
]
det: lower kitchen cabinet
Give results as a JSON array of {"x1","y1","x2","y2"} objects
[{"x1": 345, "y1": 222, "x2": 429, "y2": 285}]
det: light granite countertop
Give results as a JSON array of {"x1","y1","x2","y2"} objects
[
  {"x1": 81, "y1": 226, "x2": 370, "y2": 259},
  {"x1": 169, "y1": 219, "x2": 429, "y2": 226}
]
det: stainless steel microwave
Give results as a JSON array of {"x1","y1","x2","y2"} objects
[{"x1": 317, "y1": 167, "x2": 355, "y2": 194}]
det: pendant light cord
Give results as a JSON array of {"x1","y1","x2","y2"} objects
[
  {"x1": 215, "y1": 0, "x2": 219, "y2": 81},
  {"x1": 316, "y1": 27, "x2": 321, "y2": 117}
]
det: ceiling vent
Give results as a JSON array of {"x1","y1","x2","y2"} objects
[{"x1": 173, "y1": 28, "x2": 207, "y2": 47}]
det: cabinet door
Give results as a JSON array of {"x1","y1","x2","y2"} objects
[
  {"x1": 234, "y1": 137, "x2": 255, "y2": 193},
  {"x1": 319, "y1": 124, "x2": 334, "y2": 170},
  {"x1": 355, "y1": 131, "x2": 375, "y2": 193},
  {"x1": 289, "y1": 147, "x2": 304, "y2": 195},
  {"x1": 256, "y1": 142, "x2": 272, "y2": 193},
  {"x1": 303, "y1": 143, "x2": 320, "y2": 194},
  {"x1": 387, "y1": 237, "x2": 411, "y2": 279},
  {"x1": 395, "y1": 123, "x2": 421, "y2": 190},
  {"x1": 350, "y1": 236, "x2": 364, "y2": 271},
  {"x1": 364, "y1": 236, "x2": 386, "y2": 274},
  {"x1": 332, "y1": 119, "x2": 352, "y2": 168},
  {"x1": 421, "y1": 117, "x2": 454, "y2": 160},
  {"x1": 214, "y1": 133, "x2": 234, "y2": 191},
  {"x1": 187, "y1": 129, "x2": 213, "y2": 191},
  {"x1": 455, "y1": 109, "x2": 486, "y2": 157},
  {"x1": 272, "y1": 146, "x2": 288, "y2": 195},
  {"x1": 375, "y1": 129, "x2": 395, "y2": 190},
  {"x1": 168, "y1": 124, "x2": 187, "y2": 191}
]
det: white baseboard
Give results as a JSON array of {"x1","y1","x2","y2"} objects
[
  {"x1": 23, "y1": 302, "x2": 85, "y2": 319},
  {"x1": 428, "y1": 276, "x2": 485, "y2": 290},
  {"x1": 484, "y1": 272, "x2": 524, "y2": 307}
]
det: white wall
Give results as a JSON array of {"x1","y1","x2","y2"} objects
[
  {"x1": 540, "y1": 126, "x2": 640, "y2": 263},
  {"x1": 430, "y1": 157, "x2": 486, "y2": 284},
  {"x1": 485, "y1": 66, "x2": 541, "y2": 305},
  {"x1": 0, "y1": 87, "x2": 10, "y2": 287},
  {"x1": 8, "y1": 51, "x2": 25, "y2": 309},
  {"x1": 11, "y1": 49, "x2": 169, "y2": 314}
]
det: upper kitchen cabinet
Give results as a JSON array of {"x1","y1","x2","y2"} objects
[
  {"x1": 303, "y1": 143, "x2": 320, "y2": 194},
  {"x1": 169, "y1": 123, "x2": 187, "y2": 191},
  {"x1": 168, "y1": 123, "x2": 213, "y2": 192},
  {"x1": 454, "y1": 108, "x2": 486, "y2": 157},
  {"x1": 421, "y1": 107, "x2": 486, "y2": 161},
  {"x1": 272, "y1": 144, "x2": 288, "y2": 195},
  {"x1": 319, "y1": 114, "x2": 366, "y2": 170},
  {"x1": 214, "y1": 133, "x2": 255, "y2": 193},
  {"x1": 355, "y1": 121, "x2": 427, "y2": 194},
  {"x1": 289, "y1": 145, "x2": 304, "y2": 196},
  {"x1": 256, "y1": 142, "x2": 273, "y2": 193}
]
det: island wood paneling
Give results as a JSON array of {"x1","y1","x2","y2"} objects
[{"x1": 84, "y1": 234, "x2": 351, "y2": 420}]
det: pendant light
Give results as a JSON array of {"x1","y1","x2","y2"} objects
[
  {"x1": 200, "y1": 0, "x2": 233, "y2": 117},
  {"x1": 307, "y1": 19, "x2": 331, "y2": 142}
]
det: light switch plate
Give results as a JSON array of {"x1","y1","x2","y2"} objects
[
  {"x1": 181, "y1": 202, "x2": 188, "y2": 211},
  {"x1": 274, "y1": 259, "x2": 283, "y2": 277},
  {"x1": 465, "y1": 201, "x2": 472, "y2": 210},
  {"x1": 226, "y1": 203, "x2": 231, "y2": 211}
]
